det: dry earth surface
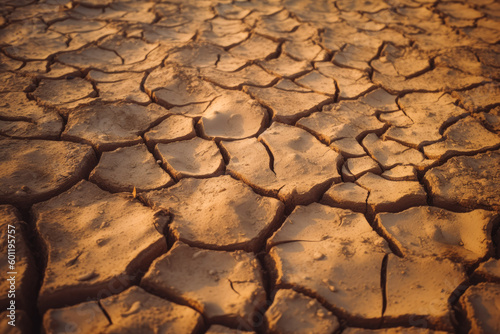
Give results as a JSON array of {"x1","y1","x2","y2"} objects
[{"x1": 0, "y1": 0, "x2": 499, "y2": 333}]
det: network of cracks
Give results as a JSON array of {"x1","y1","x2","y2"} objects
[{"x1": 1, "y1": 0, "x2": 500, "y2": 333}]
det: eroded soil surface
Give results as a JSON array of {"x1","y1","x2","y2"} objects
[{"x1": 0, "y1": 0, "x2": 499, "y2": 333}]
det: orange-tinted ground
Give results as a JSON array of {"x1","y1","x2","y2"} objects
[{"x1": 1, "y1": 0, "x2": 500, "y2": 333}]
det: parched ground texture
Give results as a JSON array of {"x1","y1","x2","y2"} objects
[{"x1": 0, "y1": 0, "x2": 500, "y2": 333}]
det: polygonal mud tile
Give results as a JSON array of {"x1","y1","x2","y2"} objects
[
  {"x1": 464, "y1": 24, "x2": 500, "y2": 44},
  {"x1": 344, "y1": 156, "x2": 382, "y2": 180},
  {"x1": 379, "y1": 110, "x2": 413, "y2": 128},
  {"x1": 19, "y1": 61, "x2": 47, "y2": 77},
  {"x1": 321, "y1": 24, "x2": 381, "y2": 53},
  {"x1": 167, "y1": 102, "x2": 212, "y2": 118},
  {"x1": 143, "y1": 21, "x2": 198, "y2": 44},
  {"x1": 330, "y1": 138, "x2": 367, "y2": 158},
  {"x1": 200, "y1": 65, "x2": 276, "y2": 89},
  {"x1": 66, "y1": 24, "x2": 121, "y2": 52},
  {"x1": 316, "y1": 62, "x2": 375, "y2": 99},
  {"x1": 0, "y1": 138, "x2": 96, "y2": 207},
  {"x1": 33, "y1": 180, "x2": 168, "y2": 311},
  {"x1": 97, "y1": 78, "x2": 150, "y2": 103},
  {"x1": 32, "y1": 77, "x2": 96, "y2": 107},
  {"x1": 297, "y1": 101, "x2": 385, "y2": 144},
  {"x1": 145, "y1": 66, "x2": 219, "y2": 108},
  {"x1": 142, "y1": 175, "x2": 284, "y2": 251},
  {"x1": 43, "y1": 301, "x2": 110, "y2": 334},
  {"x1": 1, "y1": 310, "x2": 31, "y2": 334},
  {"x1": 423, "y1": 117, "x2": 500, "y2": 160},
  {"x1": 384, "y1": 92, "x2": 468, "y2": 149},
  {"x1": 141, "y1": 242, "x2": 266, "y2": 329},
  {"x1": 42, "y1": 63, "x2": 81, "y2": 80},
  {"x1": 198, "y1": 91, "x2": 268, "y2": 140},
  {"x1": 384, "y1": 255, "x2": 467, "y2": 331},
  {"x1": 155, "y1": 137, "x2": 224, "y2": 180},
  {"x1": 88, "y1": 71, "x2": 149, "y2": 105},
  {"x1": 0, "y1": 92, "x2": 63, "y2": 139},
  {"x1": 0, "y1": 205, "x2": 36, "y2": 313},
  {"x1": 0, "y1": 73, "x2": 33, "y2": 93},
  {"x1": 3, "y1": 24, "x2": 69, "y2": 61},
  {"x1": 230, "y1": 34, "x2": 278, "y2": 61},
  {"x1": 43, "y1": 286, "x2": 204, "y2": 334},
  {"x1": 437, "y1": 2, "x2": 483, "y2": 20},
  {"x1": 199, "y1": 20, "x2": 249, "y2": 49},
  {"x1": 459, "y1": 283, "x2": 500, "y2": 334},
  {"x1": 144, "y1": 115, "x2": 196, "y2": 149},
  {"x1": 373, "y1": 67, "x2": 487, "y2": 93},
  {"x1": 362, "y1": 133, "x2": 434, "y2": 170},
  {"x1": 283, "y1": 39, "x2": 323, "y2": 62},
  {"x1": 359, "y1": 88, "x2": 399, "y2": 113},
  {"x1": 423, "y1": 150, "x2": 500, "y2": 211},
  {"x1": 434, "y1": 48, "x2": 495, "y2": 79},
  {"x1": 259, "y1": 122, "x2": 343, "y2": 206},
  {"x1": 206, "y1": 324, "x2": 255, "y2": 333},
  {"x1": 476, "y1": 106, "x2": 500, "y2": 133},
  {"x1": 333, "y1": 44, "x2": 379, "y2": 72},
  {"x1": 254, "y1": 10, "x2": 301, "y2": 38},
  {"x1": 57, "y1": 47, "x2": 122, "y2": 71},
  {"x1": 98, "y1": 35, "x2": 159, "y2": 65},
  {"x1": 356, "y1": 173, "x2": 427, "y2": 217},
  {"x1": 321, "y1": 182, "x2": 368, "y2": 213},
  {"x1": 343, "y1": 327, "x2": 449, "y2": 334},
  {"x1": 336, "y1": 0, "x2": 389, "y2": 13},
  {"x1": 215, "y1": 2, "x2": 252, "y2": 19},
  {"x1": 265, "y1": 289, "x2": 340, "y2": 334},
  {"x1": 266, "y1": 203, "x2": 390, "y2": 326},
  {"x1": 100, "y1": 286, "x2": 204, "y2": 333},
  {"x1": 106, "y1": 2, "x2": 156, "y2": 24},
  {"x1": 0, "y1": 53, "x2": 23, "y2": 72},
  {"x1": 220, "y1": 138, "x2": 282, "y2": 197},
  {"x1": 295, "y1": 71, "x2": 336, "y2": 95},
  {"x1": 452, "y1": 82, "x2": 500, "y2": 112},
  {"x1": 371, "y1": 44, "x2": 430, "y2": 78},
  {"x1": 244, "y1": 80, "x2": 331, "y2": 124},
  {"x1": 381, "y1": 165, "x2": 417, "y2": 181},
  {"x1": 376, "y1": 207, "x2": 497, "y2": 264},
  {"x1": 165, "y1": 43, "x2": 242, "y2": 71},
  {"x1": 89, "y1": 144, "x2": 173, "y2": 193},
  {"x1": 49, "y1": 19, "x2": 107, "y2": 34},
  {"x1": 473, "y1": 258, "x2": 500, "y2": 283},
  {"x1": 258, "y1": 54, "x2": 313, "y2": 79},
  {"x1": 62, "y1": 103, "x2": 169, "y2": 151}
]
